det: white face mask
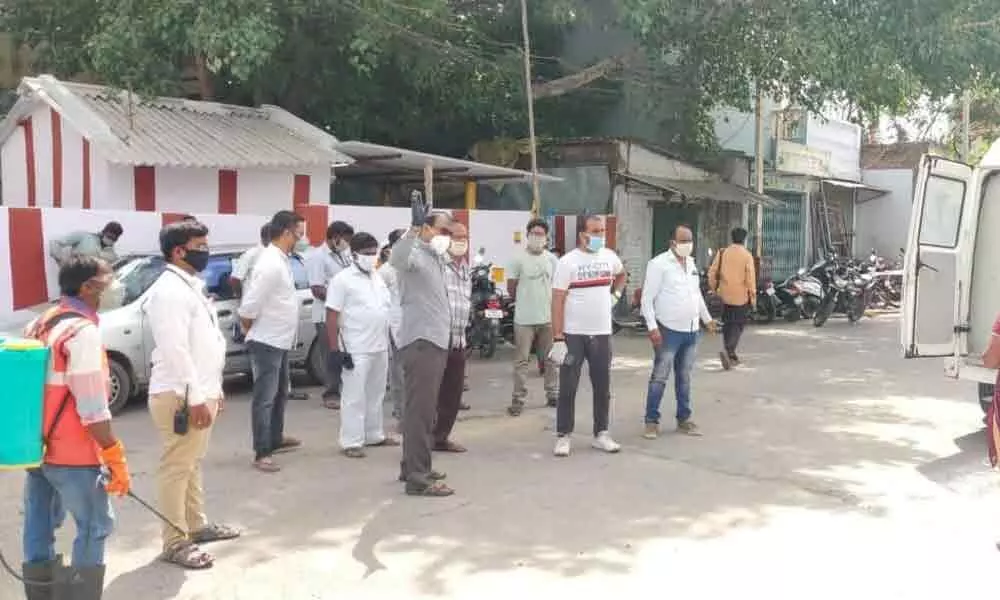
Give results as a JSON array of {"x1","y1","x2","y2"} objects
[
  {"x1": 355, "y1": 254, "x2": 377, "y2": 272},
  {"x1": 449, "y1": 240, "x2": 468, "y2": 257},
  {"x1": 526, "y1": 235, "x2": 546, "y2": 252},
  {"x1": 674, "y1": 242, "x2": 694, "y2": 258},
  {"x1": 429, "y1": 235, "x2": 451, "y2": 256},
  {"x1": 294, "y1": 239, "x2": 311, "y2": 254}
]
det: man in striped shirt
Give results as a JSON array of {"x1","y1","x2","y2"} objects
[{"x1": 433, "y1": 222, "x2": 472, "y2": 453}]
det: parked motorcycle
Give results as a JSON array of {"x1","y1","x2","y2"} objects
[
  {"x1": 466, "y1": 261, "x2": 505, "y2": 358},
  {"x1": 749, "y1": 279, "x2": 778, "y2": 323},
  {"x1": 612, "y1": 286, "x2": 647, "y2": 334},
  {"x1": 813, "y1": 258, "x2": 866, "y2": 327}
]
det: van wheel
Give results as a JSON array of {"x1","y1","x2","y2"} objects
[
  {"x1": 108, "y1": 358, "x2": 133, "y2": 416},
  {"x1": 979, "y1": 383, "x2": 994, "y2": 414},
  {"x1": 306, "y1": 340, "x2": 327, "y2": 386}
]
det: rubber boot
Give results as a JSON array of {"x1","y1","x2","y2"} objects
[
  {"x1": 53, "y1": 565, "x2": 105, "y2": 600},
  {"x1": 22, "y1": 555, "x2": 61, "y2": 600}
]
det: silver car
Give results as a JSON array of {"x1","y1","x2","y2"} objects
[{"x1": 5, "y1": 247, "x2": 326, "y2": 414}]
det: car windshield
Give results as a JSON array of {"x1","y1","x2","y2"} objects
[{"x1": 110, "y1": 253, "x2": 248, "y2": 309}]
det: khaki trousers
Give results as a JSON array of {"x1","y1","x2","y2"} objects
[
  {"x1": 149, "y1": 391, "x2": 219, "y2": 551},
  {"x1": 512, "y1": 324, "x2": 558, "y2": 403}
]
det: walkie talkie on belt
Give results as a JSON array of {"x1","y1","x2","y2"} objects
[{"x1": 173, "y1": 385, "x2": 190, "y2": 436}]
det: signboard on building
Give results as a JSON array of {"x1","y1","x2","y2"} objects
[{"x1": 775, "y1": 140, "x2": 831, "y2": 178}]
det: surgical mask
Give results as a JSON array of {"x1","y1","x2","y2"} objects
[
  {"x1": 526, "y1": 235, "x2": 546, "y2": 252},
  {"x1": 586, "y1": 234, "x2": 605, "y2": 253},
  {"x1": 429, "y1": 235, "x2": 451, "y2": 256},
  {"x1": 674, "y1": 242, "x2": 694, "y2": 258},
  {"x1": 294, "y1": 239, "x2": 311, "y2": 254},
  {"x1": 184, "y1": 249, "x2": 210, "y2": 273},
  {"x1": 449, "y1": 240, "x2": 468, "y2": 257},
  {"x1": 355, "y1": 254, "x2": 377, "y2": 272}
]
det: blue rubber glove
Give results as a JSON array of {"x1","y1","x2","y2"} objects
[{"x1": 410, "y1": 190, "x2": 431, "y2": 226}]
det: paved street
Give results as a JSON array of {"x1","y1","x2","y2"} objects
[{"x1": 2, "y1": 314, "x2": 999, "y2": 599}]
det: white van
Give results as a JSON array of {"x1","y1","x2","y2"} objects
[{"x1": 902, "y1": 144, "x2": 1000, "y2": 412}]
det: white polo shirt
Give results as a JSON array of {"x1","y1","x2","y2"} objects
[
  {"x1": 305, "y1": 245, "x2": 351, "y2": 323},
  {"x1": 326, "y1": 264, "x2": 391, "y2": 354}
]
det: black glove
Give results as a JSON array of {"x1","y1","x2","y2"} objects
[{"x1": 410, "y1": 190, "x2": 430, "y2": 226}]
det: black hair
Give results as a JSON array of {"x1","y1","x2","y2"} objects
[
  {"x1": 160, "y1": 221, "x2": 209, "y2": 260},
  {"x1": 526, "y1": 218, "x2": 549, "y2": 234},
  {"x1": 388, "y1": 228, "x2": 405, "y2": 246},
  {"x1": 576, "y1": 214, "x2": 602, "y2": 236},
  {"x1": 423, "y1": 211, "x2": 452, "y2": 228},
  {"x1": 269, "y1": 210, "x2": 304, "y2": 241},
  {"x1": 327, "y1": 221, "x2": 354, "y2": 240},
  {"x1": 180, "y1": 214, "x2": 197, "y2": 222},
  {"x1": 259, "y1": 223, "x2": 271, "y2": 245},
  {"x1": 350, "y1": 232, "x2": 379, "y2": 253},
  {"x1": 672, "y1": 223, "x2": 693, "y2": 239},
  {"x1": 731, "y1": 227, "x2": 748, "y2": 244},
  {"x1": 59, "y1": 255, "x2": 105, "y2": 297},
  {"x1": 102, "y1": 221, "x2": 123, "y2": 237}
]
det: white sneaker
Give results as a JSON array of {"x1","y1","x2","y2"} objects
[
  {"x1": 592, "y1": 431, "x2": 621, "y2": 453},
  {"x1": 553, "y1": 436, "x2": 572, "y2": 457}
]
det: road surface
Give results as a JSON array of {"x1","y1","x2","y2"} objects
[{"x1": 1, "y1": 314, "x2": 997, "y2": 599}]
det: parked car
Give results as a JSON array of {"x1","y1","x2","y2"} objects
[{"x1": 2, "y1": 247, "x2": 324, "y2": 414}]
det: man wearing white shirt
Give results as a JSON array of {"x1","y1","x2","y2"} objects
[
  {"x1": 378, "y1": 229, "x2": 406, "y2": 423},
  {"x1": 239, "y1": 210, "x2": 305, "y2": 473},
  {"x1": 640, "y1": 224, "x2": 717, "y2": 440},
  {"x1": 306, "y1": 221, "x2": 354, "y2": 408},
  {"x1": 146, "y1": 221, "x2": 240, "y2": 569},
  {"x1": 326, "y1": 232, "x2": 399, "y2": 457}
]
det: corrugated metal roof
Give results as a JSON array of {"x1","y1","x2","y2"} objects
[
  {"x1": 335, "y1": 141, "x2": 563, "y2": 183},
  {"x1": 621, "y1": 173, "x2": 784, "y2": 207},
  {"x1": 1, "y1": 75, "x2": 354, "y2": 169}
]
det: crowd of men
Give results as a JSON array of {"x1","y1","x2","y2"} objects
[{"x1": 19, "y1": 195, "x2": 760, "y2": 598}]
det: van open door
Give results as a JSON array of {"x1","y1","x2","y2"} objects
[{"x1": 902, "y1": 155, "x2": 973, "y2": 358}]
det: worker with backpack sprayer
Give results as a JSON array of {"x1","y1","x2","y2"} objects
[{"x1": 16, "y1": 255, "x2": 131, "y2": 600}]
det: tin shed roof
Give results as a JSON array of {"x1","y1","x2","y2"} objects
[{"x1": 0, "y1": 75, "x2": 354, "y2": 170}]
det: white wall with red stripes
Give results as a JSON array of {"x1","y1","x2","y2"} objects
[
  {"x1": 1, "y1": 105, "x2": 331, "y2": 213},
  {"x1": 0, "y1": 205, "x2": 534, "y2": 320}
]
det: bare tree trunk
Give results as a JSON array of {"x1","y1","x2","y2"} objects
[{"x1": 194, "y1": 54, "x2": 214, "y2": 101}]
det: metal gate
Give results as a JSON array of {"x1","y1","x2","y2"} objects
[{"x1": 748, "y1": 192, "x2": 805, "y2": 281}]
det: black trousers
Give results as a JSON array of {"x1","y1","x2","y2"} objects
[
  {"x1": 721, "y1": 304, "x2": 750, "y2": 358},
  {"x1": 556, "y1": 334, "x2": 612, "y2": 436}
]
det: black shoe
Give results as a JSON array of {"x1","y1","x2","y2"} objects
[
  {"x1": 22, "y1": 555, "x2": 60, "y2": 600},
  {"x1": 56, "y1": 564, "x2": 106, "y2": 600},
  {"x1": 719, "y1": 351, "x2": 732, "y2": 371}
]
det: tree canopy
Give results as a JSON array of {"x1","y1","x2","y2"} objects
[{"x1": 2, "y1": 0, "x2": 998, "y2": 159}]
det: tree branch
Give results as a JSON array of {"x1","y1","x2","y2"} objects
[{"x1": 530, "y1": 51, "x2": 636, "y2": 99}]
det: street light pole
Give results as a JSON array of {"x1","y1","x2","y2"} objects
[{"x1": 519, "y1": 0, "x2": 541, "y2": 217}]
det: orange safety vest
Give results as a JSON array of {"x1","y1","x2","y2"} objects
[{"x1": 26, "y1": 304, "x2": 107, "y2": 467}]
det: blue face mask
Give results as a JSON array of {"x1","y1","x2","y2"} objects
[{"x1": 586, "y1": 235, "x2": 605, "y2": 253}]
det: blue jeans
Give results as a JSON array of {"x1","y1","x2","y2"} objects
[
  {"x1": 23, "y1": 466, "x2": 115, "y2": 567},
  {"x1": 644, "y1": 326, "x2": 700, "y2": 424},
  {"x1": 248, "y1": 341, "x2": 290, "y2": 460}
]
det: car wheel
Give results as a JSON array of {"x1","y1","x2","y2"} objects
[
  {"x1": 108, "y1": 358, "x2": 133, "y2": 416},
  {"x1": 979, "y1": 382, "x2": 994, "y2": 414},
  {"x1": 306, "y1": 340, "x2": 327, "y2": 386}
]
